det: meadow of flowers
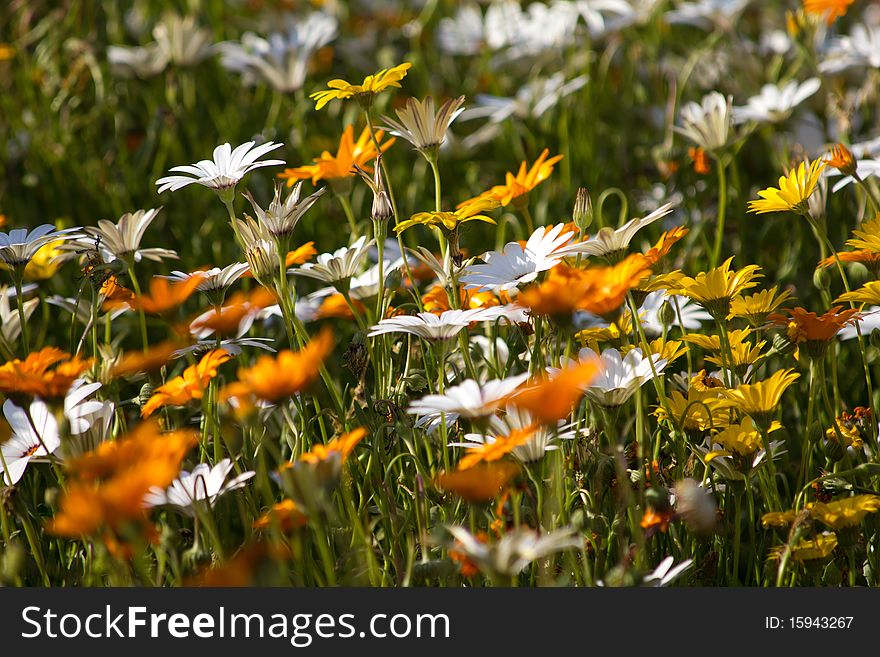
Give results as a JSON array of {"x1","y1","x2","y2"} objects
[{"x1": 1, "y1": 0, "x2": 880, "y2": 588}]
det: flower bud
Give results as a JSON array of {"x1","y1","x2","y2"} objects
[
  {"x1": 658, "y1": 299, "x2": 677, "y2": 328},
  {"x1": 812, "y1": 266, "x2": 831, "y2": 291},
  {"x1": 573, "y1": 187, "x2": 593, "y2": 232},
  {"x1": 372, "y1": 190, "x2": 393, "y2": 222}
]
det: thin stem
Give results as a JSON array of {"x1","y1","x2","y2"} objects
[{"x1": 711, "y1": 156, "x2": 727, "y2": 268}]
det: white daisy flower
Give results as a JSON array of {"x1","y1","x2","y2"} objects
[
  {"x1": 152, "y1": 13, "x2": 213, "y2": 68},
  {"x1": 243, "y1": 181, "x2": 326, "y2": 244},
  {"x1": 143, "y1": 459, "x2": 255, "y2": 515},
  {"x1": 462, "y1": 224, "x2": 574, "y2": 294},
  {"x1": 173, "y1": 337, "x2": 275, "y2": 358},
  {"x1": 0, "y1": 225, "x2": 79, "y2": 269},
  {"x1": 64, "y1": 379, "x2": 108, "y2": 436},
  {"x1": 217, "y1": 12, "x2": 337, "y2": 93},
  {"x1": 458, "y1": 73, "x2": 588, "y2": 149},
  {"x1": 732, "y1": 78, "x2": 821, "y2": 124},
  {"x1": 0, "y1": 399, "x2": 60, "y2": 485},
  {"x1": 452, "y1": 405, "x2": 575, "y2": 462},
  {"x1": 579, "y1": 347, "x2": 667, "y2": 407},
  {"x1": 367, "y1": 306, "x2": 526, "y2": 341},
  {"x1": 162, "y1": 262, "x2": 249, "y2": 295},
  {"x1": 554, "y1": 203, "x2": 674, "y2": 259},
  {"x1": 676, "y1": 91, "x2": 732, "y2": 152},
  {"x1": 292, "y1": 236, "x2": 375, "y2": 287},
  {"x1": 819, "y1": 24, "x2": 880, "y2": 75},
  {"x1": 642, "y1": 556, "x2": 693, "y2": 586},
  {"x1": 156, "y1": 141, "x2": 285, "y2": 194},
  {"x1": 408, "y1": 374, "x2": 529, "y2": 426},
  {"x1": 65, "y1": 208, "x2": 177, "y2": 264},
  {"x1": 444, "y1": 526, "x2": 581, "y2": 577},
  {"x1": 0, "y1": 285, "x2": 38, "y2": 347},
  {"x1": 107, "y1": 43, "x2": 168, "y2": 79},
  {"x1": 383, "y1": 95, "x2": 465, "y2": 154},
  {"x1": 664, "y1": 0, "x2": 749, "y2": 30}
]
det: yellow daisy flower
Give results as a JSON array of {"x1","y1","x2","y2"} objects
[
  {"x1": 836, "y1": 280, "x2": 880, "y2": 306},
  {"x1": 310, "y1": 62, "x2": 412, "y2": 110},
  {"x1": 845, "y1": 214, "x2": 880, "y2": 253},
  {"x1": 671, "y1": 257, "x2": 762, "y2": 318},
  {"x1": 747, "y1": 159, "x2": 826, "y2": 215},
  {"x1": 721, "y1": 369, "x2": 800, "y2": 429},
  {"x1": 810, "y1": 495, "x2": 880, "y2": 530},
  {"x1": 729, "y1": 286, "x2": 793, "y2": 326},
  {"x1": 395, "y1": 197, "x2": 499, "y2": 235}
]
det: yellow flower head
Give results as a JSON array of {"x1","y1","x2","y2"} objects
[
  {"x1": 460, "y1": 149, "x2": 563, "y2": 208},
  {"x1": 810, "y1": 495, "x2": 880, "y2": 530},
  {"x1": 845, "y1": 214, "x2": 880, "y2": 254},
  {"x1": 395, "y1": 196, "x2": 499, "y2": 234},
  {"x1": 24, "y1": 239, "x2": 65, "y2": 281},
  {"x1": 310, "y1": 62, "x2": 412, "y2": 110},
  {"x1": 721, "y1": 369, "x2": 800, "y2": 427},
  {"x1": 654, "y1": 387, "x2": 730, "y2": 432},
  {"x1": 836, "y1": 280, "x2": 880, "y2": 307},
  {"x1": 704, "y1": 417, "x2": 780, "y2": 461},
  {"x1": 277, "y1": 125, "x2": 394, "y2": 185},
  {"x1": 672, "y1": 257, "x2": 762, "y2": 317},
  {"x1": 747, "y1": 159, "x2": 826, "y2": 215},
  {"x1": 773, "y1": 534, "x2": 838, "y2": 562},
  {"x1": 729, "y1": 286, "x2": 793, "y2": 326}
]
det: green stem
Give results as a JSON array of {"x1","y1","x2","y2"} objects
[{"x1": 711, "y1": 157, "x2": 727, "y2": 268}]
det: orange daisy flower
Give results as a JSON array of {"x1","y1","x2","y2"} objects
[
  {"x1": 221, "y1": 327, "x2": 334, "y2": 404},
  {"x1": 643, "y1": 226, "x2": 689, "y2": 266},
  {"x1": 109, "y1": 341, "x2": 181, "y2": 378},
  {"x1": 141, "y1": 349, "x2": 232, "y2": 417},
  {"x1": 105, "y1": 274, "x2": 205, "y2": 315},
  {"x1": 421, "y1": 284, "x2": 502, "y2": 315},
  {"x1": 47, "y1": 421, "x2": 197, "y2": 537},
  {"x1": 276, "y1": 126, "x2": 394, "y2": 186},
  {"x1": 504, "y1": 361, "x2": 600, "y2": 424},
  {"x1": 803, "y1": 0, "x2": 855, "y2": 25},
  {"x1": 296, "y1": 427, "x2": 367, "y2": 465},
  {"x1": 688, "y1": 147, "x2": 711, "y2": 175},
  {"x1": 826, "y1": 143, "x2": 856, "y2": 176},
  {"x1": 0, "y1": 347, "x2": 92, "y2": 398},
  {"x1": 457, "y1": 425, "x2": 538, "y2": 470},
  {"x1": 253, "y1": 499, "x2": 307, "y2": 532},
  {"x1": 770, "y1": 306, "x2": 860, "y2": 359},
  {"x1": 434, "y1": 461, "x2": 521, "y2": 502},
  {"x1": 189, "y1": 287, "x2": 277, "y2": 337},
  {"x1": 519, "y1": 255, "x2": 651, "y2": 319},
  {"x1": 461, "y1": 148, "x2": 563, "y2": 208}
]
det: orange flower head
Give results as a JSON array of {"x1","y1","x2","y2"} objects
[
  {"x1": 297, "y1": 427, "x2": 367, "y2": 465},
  {"x1": 141, "y1": 349, "x2": 232, "y2": 417},
  {"x1": 803, "y1": 0, "x2": 855, "y2": 26},
  {"x1": 504, "y1": 361, "x2": 600, "y2": 424},
  {"x1": 109, "y1": 341, "x2": 180, "y2": 378},
  {"x1": 643, "y1": 226, "x2": 689, "y2": 266},
  {"x1": 189, "y1": 287, "x2": 277, "y2": 337},
  {"x1": 770, "y1": 306, "x2": 860, "y2": 359},
  {"x1": 434, "y1": 461, "x2": 521, "y2": 502},
  {"x1": 253, "y1": 499, "x2": 307, "y2": 532},
  {"x1": 106, "y1": 274, "x2": 204, "y2": 315},
  {"x1": 421, "y1": 284, "x2": 501, "y2": 315},
  {"x1": 242, "y1": 242, "x2": 316, "y2": 277},
  {"x1": 457, "y1": 425, "x2": 538, "y2": 470},
  {"x1": 819, "y1": 250, "x2": 880, "y2": 272},
  {"x1": 461, "y1": 149, "x2": 563, "y2": 208},
  {"x1": 277, "y1": 126, "x2": 394, "y2": 186},
  {"x1": 688, "y1": 147, "x2": 711, "y2": 175},
  {"x1": 521, "y1": 256, "x2": 651, "y2": 320},
  {"x1": 0, "y1": 347, "x2": 92, "y2": 398},
  {"x1": 221, "y1": 327, "x2": 334, "y2": 404},
  {"x1": 316, "y1": 293, "x2": 365, "y2": 320},
  {"x1": 48, "y1": 421, "x2": 196, "y2": 537},
  {"x1": 826, "y1": 143, "x2": 856, "y2": 176}
]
